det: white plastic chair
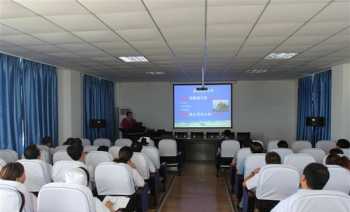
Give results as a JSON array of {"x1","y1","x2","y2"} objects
[
  {"x1": 256, "y1": 165, "x2": 300, "y2": 201},
  {"x1": 142, "y1": 146, "x2": 160, "y2": 170},
  {"x1": 324, "y1": 165, "x2": 350, "y2": 194},
  {"x1": 93, "y1": 138, "x2": 111, "y2": 147},
  {"x1": 158, "y1": 139, "x2": 178, "y2": 157},
  {"x1": 52, "y1": 145, "x2": 69, "y2": 154},
  {"x1": 285, "y1": 190, "x2": 350, "y2": 212},
  {"x1": 138, "y1": 137, "x2": 155, "y2": 146},
  {"x1": 284, "y1": 153, "x2": 316, "y2": 174},
  {"x1": 236, "y1": 148, "x2": 252, "y2": 175},
  {"x1": 0, "y1": 158, "x2": 6, "y2": 170},
  {"x1": 267, "y1": 140, "x2": 280, "y2": 151},
  {"x1": 39, "y1": 148, "x2": 51, "y2": 164},
  {"x1": 52, "y1": 160, "x2": 87, "y2": 183},
  {"x1": 131, "y1": 152, "x2": 150, "y2": 180},
  {"x1": 291, "y1": 141, "x2": 312, "y2": 152},
  {"x1": 244, "y1": 153, "x2": 266, "y2": 178},
  {"x1": 300, "y1": 148, "x2": 326, "y2": 163},
  {"x1": 220, "y1": 140, "x2": 240, "y2": 158},
  {"x1": 18, "y1": 159, "x2": 52, "y2": 192},
  {"x1": 0, "y1": 149, "x2": 18, "y2": 163},
  {"x1": 37, "y1": 183, "x2": 95, "y2": 212},
  {"x1": 53, "y1": 150, "x2": 72, "y2": 163},
  {"x1": 95, "y1": 162, "x2": 135, "y2": 196},
  {"x1": 115, "y1": 138, "x2": 133, "y2": 147},
  {"x1": 271, "y1": 148, "x2": 293, "y2": 162},
  {"x1": 316, "y1": 140, "x2": 336, "y2": 153},
  {"x1": 81, "y1": 138, "x2": 91, "y2": 146},
  {"x1": 109, "y1": 146, "x2": 121, "y2": 159},
  {"x1": 85, "y1": 151, "x2": 113, "y2": 181}
]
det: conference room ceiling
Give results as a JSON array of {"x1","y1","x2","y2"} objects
[{"x1": 0, "y1": 0, "x2": 349, "y2": 81}]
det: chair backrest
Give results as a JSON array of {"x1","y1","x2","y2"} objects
[
  {"x1": 95, "y1": 162, "x2": 135, "y2": 196},
  {"x1": 236, "y1": 148, "x2": 252, "y2": 175},
  {"x1": 93, "y1": 138, "x2": 111, "y2": 147},
  {"x1": 284, "y1": 153, "x2": 316, "y2": 174},
  {"x1": 316, "y1": 140, "x2": 336, "y2": 153},
  {"x1": 324, "y1": 165, "x2": 350, "y2": 194},
  {"x1": 53, "y1": 145, "x2": 69, "y2": 154},
  {"x1": 85, "y1": 151, "x2": 113, "y2": 181},
  {"x1": 131, "y1": 152, "x2": 150, "y2": 180},
  {"x1": 256, "y1": 165, "x2": 300, "y2": 201},
  {"x1": 142, "y1": 146, "x2": 160, "y2": 169},
  {"x1": 18, "y1": 159, "x2": 52, "y2": 192},
  {"x1": 83, "y1": 145, "x2": 98, "y2": 154},
  {"x1": 289, "y1": 190, "x2": 350, "y2": 212},
  {"x1": 244, "y1": 153, "x2": 266, "y2": 178},
  {"x1": 0, "y1": 149, "x2": 18, "y2": 163},
  {"x1": 0, "y1": 180, "x2": 25, "y2": 212},
  {"x1": 271, "y1": 148, "x2": 293, "y2": 162},
  {"x1": 39, "y1": 148, "x2": 51, "y2": 164},
  {"x1": 109, "y1": 146, "x2": 121, "y2": 159},
  {"x1": 158, "y1": 139, "x2": 177, "y2": 157},
  {"x1": 115, "y1": 138, "x2": 133, "y2": 147},
  {"x1": 300, "y1": 148, "x2": 326, "y2": 163},
  {"x1": 53, "y1": 150, "x2": 72, "y2": 163},
  {"x1": 291, "y1": 141, "x2": 312, "y2": 152},
  {"x1": 342, "y1": 148, "x2": 350, "y2": 157},
  {"x1": 252, "y1": 140, "x2": 264, "y2": 147},
  {"x1": 81, "y1": 138, "x2": 91, "y2": 146},
  {"x1": 220, "y1": 140, "x2": 240, "y2": 158},
  {"x1": 0, "y1": 158, "x2": 6, "y2": 170},
  {"x1": 37, "y1": 145, "x2": 51, "y2": 153},
  {"x1": 267, "y1": 140, "x2": 280, "y2": 151},
  {"x1": 138, "y1": 137, "x2": 155, "y2": 146},
  {"x1": 52, "y1": 160, "x2": 87, "y2": 182},
  {"x1": 38, "y1": 183, "x2": 95, "y2": 212}
]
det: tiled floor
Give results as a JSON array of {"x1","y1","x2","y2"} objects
[{"x1": 160, "y1": 162, "x2": 234, "y2": 212}]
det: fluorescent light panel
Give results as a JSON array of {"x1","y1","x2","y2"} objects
[
  {"x1": 246, "y1": 69, "x2": 268, "y2": 74},
  {"x1": 145, "y1": 71, "x2": 165, "y2": 75},
  {"x1": 265, "y1": 52, "x2": 298, "y2": 60},
  {"x1": 119, "y1": 56, "x2": 148, "y2": 63}
]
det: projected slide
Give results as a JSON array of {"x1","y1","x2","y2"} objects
[{"x1": 173, "y1": 84, "x2": 232, "y2": 128}]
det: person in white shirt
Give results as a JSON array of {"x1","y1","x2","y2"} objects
[
  {"x1": 0, "y1": 162, "x2": 37, "y2": 212},
  {"x1": 22, "y1": 144, "x2": 52, "y2": 181},
  {"x1": 131, "y1": 141, "x2": 156, "y2": 179},
  {"x1": 271, "y1": 163, "x2": 330, "y2": 212},
  {"x1": 114, "y1": 146, "x2": 145, "y2": 188}
]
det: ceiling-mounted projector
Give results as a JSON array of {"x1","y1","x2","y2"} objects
[{"x1": 196, "y1": 86, "x2": 208, "y2": 91}]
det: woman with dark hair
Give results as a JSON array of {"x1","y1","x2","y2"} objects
[{"x1": 0, "y1": 162, "x2": 37, "y2": 212}]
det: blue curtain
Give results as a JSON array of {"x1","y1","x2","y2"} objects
[
  {"x1": 0, "y1": 54, "x2": 24, "y2": 153},
  {"x1": 297, "y1": 70, "x2": 332, "y2": 144},
  {"x1": 83, "y1": 75, "x2": 115, "y2": 142},
  {"x1": 312, "y1": 70, "x2": 331, "y2": 142},
  {"x1": 22, "y1": 59, "x2": 58, "y2": 148},
  {"x1": 297, "y1": 76, "x2": 313, "y2": 141}
]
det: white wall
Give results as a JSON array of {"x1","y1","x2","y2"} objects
[
  {"x1": 331, "y1": 63, "x2": 350, "y2": 140},
  {"x1": 116, "y1": 80, "x2": 298, "y2": 143},
  {"x1": 57, "y1": 68, "x2": 82, "y2": 144}
]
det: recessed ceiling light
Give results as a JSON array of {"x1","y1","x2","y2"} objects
[
  {"x1": 265, "y1": 52, "x2": 298, "y2": 60},
  {"x1": 246, "y1": 69, "x2": 268, "y2": 74},
  {"x1": 119, "y1": 56, "x2": 148, "y2": 63},
  {"x1": 145, "y1": 71, "x2": 165, "y2": 75}
]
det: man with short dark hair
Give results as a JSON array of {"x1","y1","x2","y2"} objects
[
  {"x1": 325, "y1": 154, "x2": 342, "y2": 165},
  {"x1": 329, "y1": 148, "x2": 344, "y2": 155},
  {"x1": 271, "y1": 163, "x2": 330, "y2": 212},
  {"x1": 67, "y1": 143, "x2": 85, "y2": 162},
  {"x1": 277, "y1": 140, "x2": 289, "y2": 148},
  {"x1": 24, "y1": 144, "x2": 41, "y2": 160}
]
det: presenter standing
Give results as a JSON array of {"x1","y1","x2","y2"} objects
[{"x1": 121, "y1": 111, "x2": 137, "y2": 130}]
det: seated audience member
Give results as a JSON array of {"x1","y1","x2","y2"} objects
[
  {"x1": 97, "y1": 146, "x2": 109, "y2": 152},
  {"x1": 243, "y1": 152, "x2": 282, "y2": 190},
  {"x1": 277, "y1": 140, "x2": 289, "y2": 148},
  {"x1": 271, "y1": 163, "x2": 330, "y2": 212},
  {"x1": 250, "y1": 141, "x2": 264, "y2": 153},
  {"x1": 23, "y1": 144, "x2": 52, "y2": 174},
  {"x1": 63, "y1": 137, "x2": 75, "y2": 145},
  {"x1": 325, "y1": 154, "x2": 342, "y2": 165},
  {"x1": 131, "y1": 141, "x2": 156, "y2": 178},
  {"x1": 336, "y1": 139, "x2": 350, "y2": 149},
  {"x1": 71, "y1": 138, "x2": 83, "y2": 146},
  {"x1": 64, "y1": 168, "x2": 114, "y2": 212},
  {"x1": 0, "y1": 162, "x2": 37, "y2": 212},
  {"x1": 329, "y1": 148, "x2": 344, "y2": 155},
  {"x1": 114, "y1": 146, "x2": 145, "y2": 188},
  {"x1": 41, "y1": 136, "x2": 53, "y2": 148},
  {"x1": 340, "y1": 156, "x2": 350, "y2": 170},
  {"x1": 67, "y1": 143, "x2": 85, "y2": 163}
]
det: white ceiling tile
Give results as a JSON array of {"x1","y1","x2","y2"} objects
[
  {"x1": 208, "y1": 5, "x2": 264, "y2": 25},
  {"x1": 79, "y1": 0, "x2": 145, "y2": 13},
  {"x1": 24, "y1": 44, "x2": 65, "y2": 53},
  {"x1": 92, "y1": 41, "x2": 131, "y2": 50},
  {"x1": 0, "y1": 34, "x2": 45, "y2": 45},
  {"x1": 208, "y1": 24, "x2": 252, "y2": 38},
  {"x1": 74, "y1": 30, "x2": 122, "y2": 42},
  {"x1": 143, "y1": 0, "x2": 203, "y2": 10},
  {"x1": 98, "y1": 12, "x2": 154, "y2": 30},
  {"x1": 0, "y1": 1, "x2": 36, "y2": 19},
  {"x1": 47, "y1": 15, "x2": 106, "y2": 31},
  {"x1": 251, "y1": 23, "x2": 302, "y2": 37},
  {"x1": 296, "y1": 22, "x2": 349, "y2": 36},
  {"x1": 0, "y1": 17, "x2": 62, "y2": 33},
  {"x1": 57, "y1": 43, "x2": 99, "y2": 52},
  {"x1": 12, "y1": 0, "x2": 89, "y2": 16},
  {"x1": 245, "y1": 36, "x2": 285, "y2": 47},
  {"x1": 118, "y1": 28, "x2": 161, "y2": 41},
  {"x1": 312, "y1": 2, "x2": 350, "y2": 23},
  {"x1": 32, "y1": 32, "x2": 83, "y2": 44},
  {"x1": 162, "y1": 26, "x2": 203, "y2": 39},
  {"x1": 208, "y1": 0, "x2": 268, "y2": 6},
  {"x1": 0, "y1": 24, "x2": 21, "y2": 35},
  {"x1": 259, "y1": 2, "x2": 329, "y2": 24}
]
